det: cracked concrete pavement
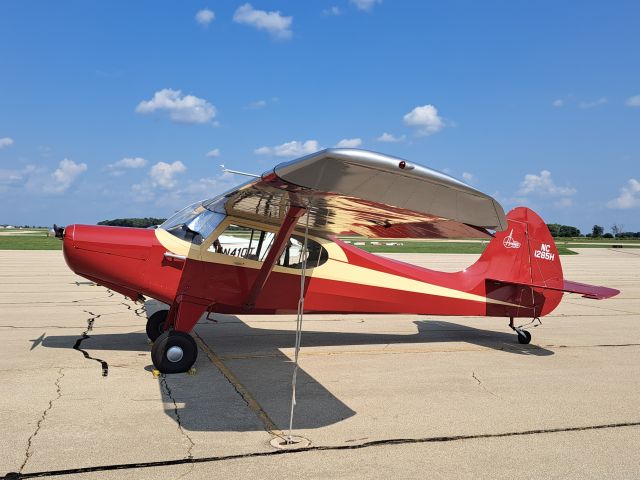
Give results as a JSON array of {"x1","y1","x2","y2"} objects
[{"x1": 0, "y1": 248, "x2": 639, "y2": 479}]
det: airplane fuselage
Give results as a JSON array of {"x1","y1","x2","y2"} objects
[{"x1": 62, "y1": 213, "x2": 563, "y2": 325}]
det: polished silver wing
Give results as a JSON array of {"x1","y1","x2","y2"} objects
[{"x1": 205, "y1": 148, "x2": 507, "y2": 238}]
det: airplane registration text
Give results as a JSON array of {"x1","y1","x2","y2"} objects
[{"x1": 534, "y1": 243, "x2": 555, "y2": 261}]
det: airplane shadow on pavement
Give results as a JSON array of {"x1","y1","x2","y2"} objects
[{"x1": 40, "y1": 312, "x2": 553, "y2": 433}]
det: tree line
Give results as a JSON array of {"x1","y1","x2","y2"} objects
[
  {"x1": 97, "y1": 218, "x2": 166, "y2": 228},
  {"x1": 547, "y1": 223, "x2": 640, "y2": 239}
]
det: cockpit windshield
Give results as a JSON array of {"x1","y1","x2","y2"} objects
[{"x1": 160, "y1": 197, "x2": 226, "y2": 245}]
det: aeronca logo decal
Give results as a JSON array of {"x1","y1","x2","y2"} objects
[
  {"x1": 534, "y1": 243, "x2": 556, "y2": 261},
  {"x1": 502, "y1": 229, "x2": 521, "y2": 249}
]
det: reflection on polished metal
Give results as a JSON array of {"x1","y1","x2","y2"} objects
[
  {"x1": 166, "y1": 346, "x2": 184, "y2": 363},
  {"x1": 204, "y1": 148, "x2": 507, "y2": 239}
]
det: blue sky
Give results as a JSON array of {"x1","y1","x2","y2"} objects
[{"x1": 1, "y1": 0, "x2": 639, "y2": 232}]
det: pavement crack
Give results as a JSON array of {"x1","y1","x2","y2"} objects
[
  {"x1": 121, "y1": 300, "x2": 147, "y2": 318},
  {"x1": 18, "y1": 368, "x2": 65, "y2": 474},
  {"x1": 160, "y1": 376, "x2": 196, "y2": 461},
  {"x1": 7, "y1": 421, "x2": 640, "y2": 479},
  {"x1": 72, "y1": 311, "x2": 108, "y2": 377},
  {"x1": 472, "y1": 371, "x2": 501, "y2": 399}
]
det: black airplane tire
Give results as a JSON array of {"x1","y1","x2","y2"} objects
[
  {"x1": 151, "y1": 331, "x2": 198, "y2": 374},
  {"x1": 517, "y1": 330, "x2": 532, "y2": 344},
  {"x1": 146, "y1": 310, "x2": 169, "y2": 342}
]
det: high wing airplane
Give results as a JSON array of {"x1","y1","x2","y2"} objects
[{"x1": 55, "y1": 149, "x2": 619, "y2": 373}]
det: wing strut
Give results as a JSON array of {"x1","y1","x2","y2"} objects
[{"x1": 243, "y1": 204, "x2": 306, "y2": 310}]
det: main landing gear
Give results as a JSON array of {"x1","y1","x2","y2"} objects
[
  {"x1": 509, "y1": 317, "x2": 532, "y2": 344},
  {"x1": 145, "y1": 296, "x2": 210, "y2": 374},
  {"x1": 151, "y1": 331, "x2": 198, "y2": 374},
  {"x1": 146, "y1": 309, "x2": 198, "y2": 374}
]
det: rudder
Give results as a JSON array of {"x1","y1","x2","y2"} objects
[{"x1": 473, "y1": 207, "x2": 564, "y2": 289}]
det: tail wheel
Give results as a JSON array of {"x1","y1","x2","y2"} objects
[
  {"x1": 517, "y1": 330, "x2": 532, "y2": 344},
  {"x1": 151, "y1": 331, "x2": 198, "y2": 374},
  {"x1": 146, "y1": 310, "x2": 169, "y2": 342}
]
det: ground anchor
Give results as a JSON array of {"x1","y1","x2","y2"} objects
[{"x1": 269, "y1": 435, "x2": 311, "y2": 450}]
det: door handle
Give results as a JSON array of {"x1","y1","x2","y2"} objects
[{"x1": 163, "y1": 252, "x2": 187, "y2": 261}]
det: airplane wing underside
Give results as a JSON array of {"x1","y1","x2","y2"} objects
[{"x1": 205, "y1": 149, "x2": 508, "y2": 239}]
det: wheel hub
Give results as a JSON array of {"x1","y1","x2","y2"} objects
[{"x1": 166, "y1": 346, "x2": 184, "y2": 363}]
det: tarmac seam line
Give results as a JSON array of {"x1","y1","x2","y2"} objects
[
  {"x1": 193, "y1": 331, "x2": 284, "y2": 439},
  {"x1": 17, "y1": 368, "x2": 65, "y2": 475},
  {"x1": 5, "y1": 420, "x2": 640, "y2": 479}
]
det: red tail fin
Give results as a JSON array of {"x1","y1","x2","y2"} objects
[
  {"x1": 472, "y1": 207, "x2": 564, "y2": 289},
  {"x1": 470, "y1": 207, "x2": 619, "y2": 318}
]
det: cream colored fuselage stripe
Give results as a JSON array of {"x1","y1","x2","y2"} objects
[
  {"x1": 155, "y1": 226, "x2": 516, "y2": 307},
  {"x1": 155, "y1": 228, "x2": 200, "y2": 259},
  {"x1": 310, "y1": 259, "x2": 515, "y2": 306}
]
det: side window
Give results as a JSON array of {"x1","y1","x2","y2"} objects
[
  {"x1": 208, "y1": 224, "x2": 275, "y2": 261},
  {"x1": 209, "y1": 225, "x2": 328, "y2": 269},
  {"x1": 278, "y1": 235, "x2": 328, "y2": 269}
]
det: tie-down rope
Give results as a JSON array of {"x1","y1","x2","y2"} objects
[{"x1": 287, "y1": 210, "x2": 310, "y2": 444}]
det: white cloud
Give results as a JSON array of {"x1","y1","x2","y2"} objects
[
  {"x1": 185, "y1": 173, "x2": 236, "y2": 198},
  {"x1": 255, "y1": 140, "x2": 320, "y2": 157},
  {"x1": 607, "y1": 179, "x2": 640, "y2": 209},
  {"x1": 403, "y1": 104, "x2": 445, "y2": 136},
  {"x1": 335, "y1": 138, "x2": 362, "y2": 148},
  {"x1": 195, "y1": 9, "x2": 215, "y2": 26},
  {"x1": 136, "y1": 88, "x2": 216, "y2": 124},
  {"x1": 0, "y1": 165, "x2": 37, "y2": 192},
  {"x1": 1, "y1": 160, "x2": 86, "y2": 195},
  {"x1": 350, "y1": 0, "x2": 382, "y2": 11},
  {"x1": 245, "y1": 97, "x2": 278, "y2": 109},
  {"x1": 376, "y1": 132, "x2": 406, "y2": 143},
  {"x1": 0, "y1": 137, "x2": 14, "y2": 149},
  {"x1": 233, "y1": 3, "x2": 293, "y2": 40},
  {"x1": 109, "y1": 157, "x2": 147, "y2": 170},
  {"x1": 132, "y1": 171, "x2": 235, "y2": 207},
  {"x1": 323, "y1": 6, "x2": 342, "y2": 16},
  {"x1": 206, "y1": 148, "x2": 221, "y2": 158},
  {"x1": 518, "y1": 170, "x2": 576, "y2": 197},
  {"x1": 579, "y1": 97, "x2": 607, "y2": 109},
  {"x1": 625, "y1": 95, "x2": 640, "y2": 107},
  {"x1": 552, "y1": 99, "x2": 564, "y2": 108},
  {"x1": 462, "y1": 172, "x2": 474, "y2": 184},
  {"x1": 42, "y1": 159, "x2": 88, "y2": 194},
  {"x1": 149, "y1": 161, "x2": 186, "y2": 189}
]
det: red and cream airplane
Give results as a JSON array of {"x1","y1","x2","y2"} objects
[{"x1": 56, "y1": 149, "x2": 619, "y2": 373}]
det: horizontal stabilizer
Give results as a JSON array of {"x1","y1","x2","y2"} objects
[
  {"x1": 562, "y1": 280, "x2": 620, "y2": 300},
  {"x1": 488, "y1": 278, "x2": 620, "y2": 300}
]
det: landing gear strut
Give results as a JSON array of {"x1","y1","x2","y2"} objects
[
  {"x1": 509, "y1": 317, "x2": 532, "y2": 344},
  {"x1": 149, "y1": 295, "x2": 208, "y2": 373}
]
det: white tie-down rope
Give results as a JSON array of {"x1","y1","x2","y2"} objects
[{"x1": 287, "y1": 210, "x2": 310, "y2": 444}]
